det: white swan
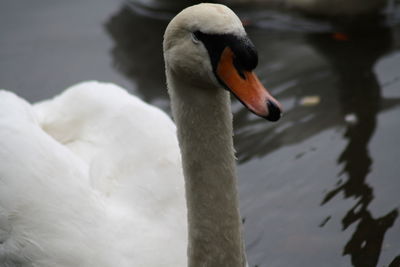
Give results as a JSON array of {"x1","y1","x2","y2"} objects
[{"x1": 0, "y1": 3, "x2": 281, "y2": 267}]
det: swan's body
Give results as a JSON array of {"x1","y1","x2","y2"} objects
[
  {"x1": 0, "y1": 82, "x2": 187, "y2": 266},
  {"x1": 0, "y1": 4, "x2": 281, "y2": 267}
]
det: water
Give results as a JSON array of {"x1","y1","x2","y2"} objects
[{"x1": 1, "y1": 0, "x2": 400, "y2": 266}]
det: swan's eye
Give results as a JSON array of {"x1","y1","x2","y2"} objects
[{"x1": 191, "y1": 32, "x2": 200, "y2": 44}]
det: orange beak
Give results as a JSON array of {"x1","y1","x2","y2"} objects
[{"x1": 216, "y1": 47, "x2": 282, "y2": 121}]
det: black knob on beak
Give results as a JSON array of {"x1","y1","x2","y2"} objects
[{"x1": 266, "y1": 100, "x2": 282, "y2": 122}]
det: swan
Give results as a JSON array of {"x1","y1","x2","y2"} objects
[{"x1": 0, "y1": 3, "x2": 281, "y2": 267}]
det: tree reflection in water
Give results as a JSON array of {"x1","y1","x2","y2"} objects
[
  {"x1": 105, "y1": 6, "x2": 170, "y2": 111},
  {"x1": 309, "y1": 21, "x2": 399, "y2": 267}
]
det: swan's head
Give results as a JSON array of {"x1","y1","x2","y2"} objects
[{"x1": 163, "y1": 3, "x2": 282, "y2": 121}]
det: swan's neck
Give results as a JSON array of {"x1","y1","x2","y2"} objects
[{"x1": 167, "y1": 70, "x2": 245, "y2": 267}]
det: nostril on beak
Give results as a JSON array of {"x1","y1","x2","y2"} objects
[{"x1": 266, "y1": 100, "x2": 282, "y2": 122}]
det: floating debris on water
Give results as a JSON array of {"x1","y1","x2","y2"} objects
[
  {"x1": 344, "y1": 113, "x2": 358, "y2": 124},
  {"x1": 300, "y1": 95, "x2": 320, "y2": 106}
]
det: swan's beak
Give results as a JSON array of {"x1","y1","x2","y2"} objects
[{"x1": 216, "y1": 47, "x2": 282, "y2": 121}]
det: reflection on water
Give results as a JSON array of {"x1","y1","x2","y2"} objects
[
  {"x1": 390, "y1": 255, "x2": 400, "y2": 266},
  {"x1": 105, "y1": 5, "x2": 400, "y2": 267},
  {"x1": 105, "y1": 6, "x2": 170, "y2": 110},
  {"x1": 309, "y1": 27, "x2": 400, "y2": 266}
]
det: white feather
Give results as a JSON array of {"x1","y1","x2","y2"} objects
[{"x1": 0, "y1": 81, "x2": 187, "y2": 267}]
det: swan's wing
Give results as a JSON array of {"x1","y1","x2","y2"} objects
[
  {"x1": 0, "y1": 91, "x2": 120, "y2": 266},
  {"x1": 33, "y1": 81, "x2": 185, "y2": 209},
  {"x1": 33, "y1": 81, "x2": 187, "y2": 265},
  {"x1": 0, "y1": 84, "x2": 187, "y2": 266}
]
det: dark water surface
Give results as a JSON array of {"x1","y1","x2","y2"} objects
[{"x1": 1, "y1": 0, "x2": 400, "y2": 266}]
